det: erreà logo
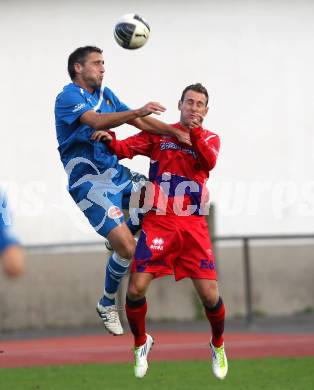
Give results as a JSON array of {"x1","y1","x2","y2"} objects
[{"x1": 150, "y1": 237, "x2": 164, "y2": 251}]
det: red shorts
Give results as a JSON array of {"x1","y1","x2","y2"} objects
[{"x1": 131, "y1": 212, "x2": 217, "y2": 281}]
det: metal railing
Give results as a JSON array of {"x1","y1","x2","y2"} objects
[
  {"x1": 213, "y1": 233, "x2": 314, "y2": 325},
  {"x1": 24, "y1": 198, "x2": 314, "y2": 326}
]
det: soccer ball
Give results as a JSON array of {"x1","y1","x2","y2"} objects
[{"x1": 114, "y1": 14, "x2": 150, "y2": 50}]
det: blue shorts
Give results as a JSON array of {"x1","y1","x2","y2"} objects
[{"x1": 68, "y1": 169, "x2": 147, "y2": 238}]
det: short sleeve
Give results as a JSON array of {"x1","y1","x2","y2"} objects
[{"x1": 55, "y1": 90, "x2": 94, "y2": 126}]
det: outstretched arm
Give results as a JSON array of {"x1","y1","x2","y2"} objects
[
  {"x1": 130, "y1": 116, "x2": 191, "y2": 146},
  {"x1": 80, "y1": 101, "x2": 166, "y2": 130},
  {"x1": 91, "y1": 130, "x2": 154, "y2": 160},
  {"x1": 59, "y1": 87, "x2": 191, "y2": 145}
]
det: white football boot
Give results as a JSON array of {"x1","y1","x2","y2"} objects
[
  {"x1": 96, "y1": 302, "x2": 123, "y2": 335},
  {"x1": 133, "y1": 334, "x2": 154, "y2": 378},
  {"x1": 210, "y1": 340, "x2": 228, "y2": 379}
]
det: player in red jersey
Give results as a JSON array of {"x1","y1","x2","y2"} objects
[{"x1": 91, "y1": 83, "x2": 227, "y2": 380}]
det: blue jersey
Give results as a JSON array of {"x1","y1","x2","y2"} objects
[
  {"x1": 54, "y1": 83, "x2": 131, "y2": 185},
  {"x1": 54, "y1": 83, "x2": 146, "y2": 238},
  {"x1": 0, "y1": 191, "x2": 19, "y2": 253}
]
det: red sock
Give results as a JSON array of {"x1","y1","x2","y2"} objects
[
  {"x1": 125, "y1": 296, "x2": 147, "y2": 347},
  {"x1": 205, "y1": 297, "x2": 225, "y2": 347}
]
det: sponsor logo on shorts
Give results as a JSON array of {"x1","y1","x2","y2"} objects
[
  {"x1": 150, "y1": 237, "x2": 164, "y2": 251},
  {"x1": 200, "y1": 259, "x2": 215, "y2": 270},
  {"x1": 107, "y1": 206, "x2": 123, "y2": 219}
]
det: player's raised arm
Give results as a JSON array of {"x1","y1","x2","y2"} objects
[
  {"x1": 91, "y1": 130, "x2": 154, "y2": 160},
  {"x1": 80, "y1": 101, "x2": 166, "y2": 131},
  {"x1": 130, "y1": 115, "x2": 192, "y2": 146},
  {"x1": 190, "y1": 128, "x2": 220, "y2": 171}
]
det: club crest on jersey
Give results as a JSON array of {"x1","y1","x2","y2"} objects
[
  {"x1": 107, "y1": 206, "x2": 123, "y2": 219},
  {"x1": 150, "y1": 237, "x2": 164, "y2": 251}
]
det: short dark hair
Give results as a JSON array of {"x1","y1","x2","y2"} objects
[
  {"x1": 67, "y1": 46, "x2": 103, "y2": 80},
  {"x1": 180, "y1": 83, "x2": 209, "y2": 106}
]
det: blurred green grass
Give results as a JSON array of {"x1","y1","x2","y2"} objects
[{"x1": 0, "y1": 357, "x2": 313, "y2": 390}]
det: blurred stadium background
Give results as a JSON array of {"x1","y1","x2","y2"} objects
[{"x1": 0, "y1": 0, "x2": 313, "y2": 358}]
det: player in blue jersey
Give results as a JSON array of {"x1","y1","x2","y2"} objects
[
  {"x1": 0, "y1": 190, "x2": 25, "y2": 277},
  {"x1": 54, "y1": 46, "x2": 191, "y2": 335}
]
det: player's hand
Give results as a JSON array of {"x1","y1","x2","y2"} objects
[
  {"x1": 91, "y1": 130, "x2": 113, "y2": 142},
  {"x1": 175, "y1": 130, "x2": 192, "y2": 146},
  {"x1": 2, "y1": 246, "x2": 25, "y2": 277},
  {"x1": 137, "y1": 102, "x2": 166, "y2": 117},
  {"x1": 189, "y1": 113, "x2": 204, "y2": 129}
]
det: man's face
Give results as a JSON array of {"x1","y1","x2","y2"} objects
[
  {"x1": 178, "y1": 90, "x2": 208, "y2": 128},
  {"x1": 75, "y1": 52, "x2": 105, "y2": 91}
]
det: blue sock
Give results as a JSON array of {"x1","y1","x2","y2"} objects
[{"x1": 100, "y1": 252, "x2": 130, "y2": 307}]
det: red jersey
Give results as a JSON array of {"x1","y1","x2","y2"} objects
[{"x1": 108, "y1": 123, "x2": 220, "y2": 216}]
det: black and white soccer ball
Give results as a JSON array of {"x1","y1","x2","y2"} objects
[{"x1": 114, "y1": 14, "x2": 150, "y2": 50}]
